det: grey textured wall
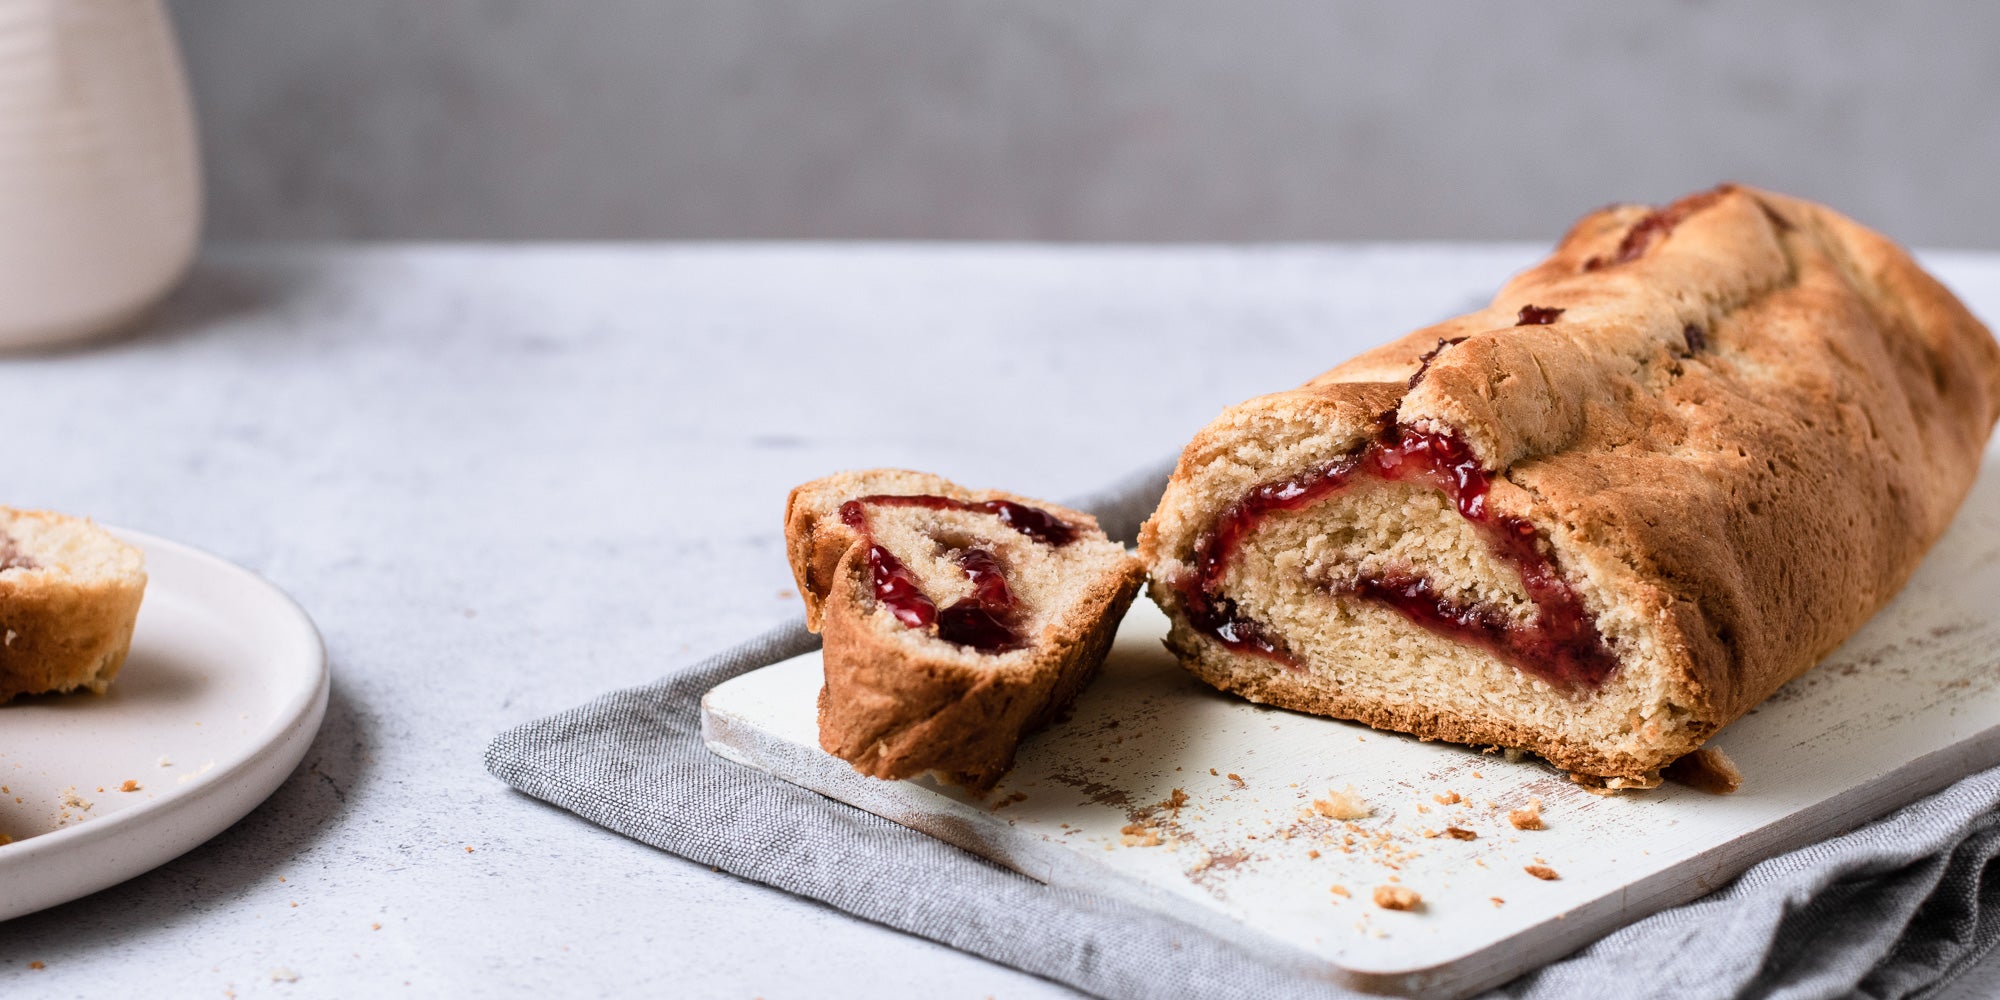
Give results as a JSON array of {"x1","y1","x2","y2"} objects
[{"x1": 170, "y1": 1, "x2": 2000, "y2": 246}]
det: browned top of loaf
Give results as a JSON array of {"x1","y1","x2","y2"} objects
[{"x1": 1176, "y1": 185, "x2": 2000, "y2": 724}]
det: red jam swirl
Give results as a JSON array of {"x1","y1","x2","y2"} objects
[
  {"x1": 1406, "y1": 337, "x2": 1468, "y2": 389},
  {"x1": 838, "y1": 495, "x2": 1067, "y2": 653},
  {"x1": 1515, "y1": 304, "x2": 1565, "y2": 326},
  {"x1": 935, "y1": 548, "x2": 1021, "y2": 650},
  {"x1": 1179, "y1": 427, "x2": 1619, "y2": 688},
  {"x1": 860, "y1": 543, "x2": 936, "y2": 630},
  {"x1": 1583, "y1": 186, "x2": 1732, "y2": 272}
]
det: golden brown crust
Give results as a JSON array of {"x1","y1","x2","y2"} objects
[
  {"x1": 0, "y1": 512, "x2": 148, "y2": 703},
  {"x1": 1141, "y1": 184, "x2": 2000, "y2": 781},
  {"x1": 787, "y1": 470, "x2": 1143, "y2": 792}
]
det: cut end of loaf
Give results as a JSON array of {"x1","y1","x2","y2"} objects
[
  {"x1": 786, "y1": 470, "x2": 1143, "y2": 790},
  {"x1": 0, "y1": 508, "x2": 148, "y2": 703},
  {"x1": 1140, "y1": 408, "x2": 1710, "y2": 781}
]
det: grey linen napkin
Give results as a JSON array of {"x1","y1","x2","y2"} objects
[{"x1": 485, "y1": 461, "x2": 2000, "y2": 1000}]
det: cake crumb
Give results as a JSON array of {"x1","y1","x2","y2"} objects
[
  {"x1": 1665, "y1": 746, "x2": 1743, "y2": 795},
  {"x1": 1307, "y1": 849, "x2": 1320, "y2": 859},
  {"x1": 1444, "y1": 827, "x2": 1478, "y2": 841},
  {"x1": 1120, "y1": 823, "x2": 1162, "y2": 847},
  {"x1": 1490, "y1": 896, "x2": 1506, "y2": 907},
  {"x1": 1471, "y1": 771, "x2": 1483, "y2": 779},
  {"x1": 59, "y1": 786, "x2": 92, "y2": 811},
  {"x1": 28, "y1": 961, "x2": 44, "y2": 970},
  {"x1": 1158, "y1": 788, "x2": 1189, "y2": 816},
  {"x1": 1525, "y1": 865, "x2": 1561, "y2": 881},
  {"x1": 1209, "y1": 768, "x2": 1218, "y2": 776},
  {"x1": 119, "y1": 780, "x2": 141, "y2": 793},
  {"x1": 464, "y1": 846, "x2": 475, "y2": 853},
  {"x1": 1312, "y1": 786, "x2": 1373, "y2": 820},
  {"x1": 1373, "y1": 885, "x2": 1422, "y2": 911},
  {"x1": 157, "y1": 756, "x2": 173, "y2": 768},
  {"x1": 371, "y1": 923, "x2": 381, "y2": 931},
  {"x1": 1434, "y1": 790, "x2": 1461, "y2": 805},
  {"x1": 1226, "y1": 773, "x2": 1245, "y2": 788},
  {"x1": 270, "y1": 967, "x2": 299, "y2": 983},
  {"x1": 1509, "y1": 798, "x2": 1546, "y2": 831},
  {"x1": 1329, "y1": 884, "x2": 1350, "y2": 898}
]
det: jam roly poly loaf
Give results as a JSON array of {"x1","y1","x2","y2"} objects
[
  {"x1": 1139, "y1": 184, "x2": 2000, "y2": 784},
  {"x1": 1178, "y1": 426, "x2": 1619, "y2": 688},
  {"x1": 837, "y1": 495, "x2": 1078, "y2": 653}
]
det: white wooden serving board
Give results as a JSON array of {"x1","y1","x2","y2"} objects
[{"x1": 702, "y1": 444, "x2": 2000, "y2": 998}]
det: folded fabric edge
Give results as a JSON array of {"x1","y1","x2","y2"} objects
[{"x1": 479, "y1": 625, "x2": 1362, "y2": 1000}]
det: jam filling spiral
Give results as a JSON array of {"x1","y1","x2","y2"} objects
[
  {"x1": 838, "y1": 495, "x2": 1076, "y2": 653},
  {"x1": 1176, "y1": 426, "x2": 1619, "y2": 689}
]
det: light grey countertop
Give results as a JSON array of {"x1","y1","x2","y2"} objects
[{"x1": 1, "y1": 242, "x2": 1996, "y2": 998}]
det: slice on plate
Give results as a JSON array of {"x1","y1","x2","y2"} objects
[
  {"x1": 786, "y1": 469, "x2": 1144, "y2": 791},
  {"x1": 0, "y1": 508, "x2": 148, "y2": 702}
]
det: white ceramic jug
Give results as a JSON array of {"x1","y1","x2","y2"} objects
[{"x1": 0, "y1": 0, "x2": 199, "y2": 350}]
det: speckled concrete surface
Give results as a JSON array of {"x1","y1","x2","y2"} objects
[{"x1": 0, "y1": 244, "x2": 1994, "y2": 998}]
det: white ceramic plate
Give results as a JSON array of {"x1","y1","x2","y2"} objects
[{"x1": 0, "y1": 528, "x2": 327, "y2": 921}]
